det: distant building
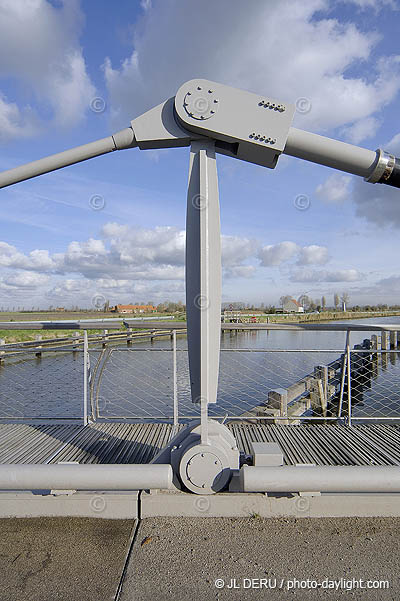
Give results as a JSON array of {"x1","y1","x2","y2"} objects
[
  {"x1": 55, "y1": 307, "x2": 65, "y2": 312},
  {"x1": 112, "y1": 304, "x2": 156, "y2": 314},
  {"x1": 283, "y1": 298, "x2": 304, "y2": 313}
]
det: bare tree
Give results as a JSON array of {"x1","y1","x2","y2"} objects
[
  {"x1": 321, "y1": 296, "x2": 326, "y2": 311},
  {"x1": 279, "y1": 295, "x2": 292, "y2": 307},
  {"x1": 334, "y1": 293, "x2": 339, "y2": 310},
  {"x1": 341, "y1": 292, "x2": 350, "y2": 311}
]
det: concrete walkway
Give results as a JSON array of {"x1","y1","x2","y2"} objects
[
  {"x1": 0, "y1": 517, "x2": 135, "y2": 601},
  {"x1": 1, "y1": 516, "x2": 400, "y2": 600},
  {"x1": 120, "y1": 516, "x2": 400, "y2": 601}
]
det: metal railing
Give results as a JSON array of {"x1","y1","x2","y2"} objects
[{"x1": 0, "y1": 324, "x2": 399, "y2": 425}]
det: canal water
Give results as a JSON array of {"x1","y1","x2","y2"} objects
[{"x1": 1, "y1": 316, "x2": 400, "y2": 421}]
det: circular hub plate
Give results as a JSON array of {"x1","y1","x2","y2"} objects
[
  {"x1": 186, "y1": 452, "x2": 222, "y2": 489},
  {"x1": 183, "y1": 86, "x2": 219, "y2": 120}
]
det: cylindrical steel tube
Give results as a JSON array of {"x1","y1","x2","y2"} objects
[
  {"x1": 284, "y1": 127, "x2": 378, "y2": 178},
  {"x1": 240, "y1": 465, "x2": 400, "y2": 493},
  {"x1": 0, "y1": 464, "x2": 173, "y2": 490},
  {"x1": 0, "y1": 127, "x2": 136, "y2": 189}
]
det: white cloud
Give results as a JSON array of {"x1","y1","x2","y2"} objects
[
  {"x1": 103, "y1": 0, "x2": 400, "y2": 142},
  {"x1": 290, "y1": 268, "x2": 363, "y2": 282},
  {"x1": 352, "y1": 177, "x2": 400, "y2": 227},
  {"x1": 297, "y1": 245, "x2": 329, "y2": 265},
  {"x1": 341, "y1": 116, "x2": 381, "y2": 144},
  {"x1": 316, "y1": 173, "x2": 353, "y2": 204},
  {"x1": 221, "y1": 236, "x2": 259, "y2": 267},
  {"x1": 0, "y1": 0, "x2": 95, "y2": 140},
  {"x1": 258, "y1": 241, "x2": 329, "y2": 267},
  {"x1": 259, "y1": 241, "x2": 299, "y2": 266},
  {"x1": 1, "y1": 271, "x2": 49, "y2": 288},
  {"x1": 0, "y1": 242, "x2": 56, "y2": 271},
  {"x1": 385, "y1": 132, "x2": 400, "y2": 155},
  {"x1": 341, "y1": 0, "x2": 396, "y2": 8},
  {"x1": 0, "y1": 93, "x2": 39, "y2": 142},
  {"x1": 224, "y1": 265, "x2": 256, "y2": 279}
]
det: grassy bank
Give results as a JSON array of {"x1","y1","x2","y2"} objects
[{"x1": 267, "y1": 310, "x2": 400, "y2": 323}]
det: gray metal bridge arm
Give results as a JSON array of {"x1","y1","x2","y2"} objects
[
  {"x1": 186, "y1": 140, "x2": 221, "y2": 441},
  {"x1": 0, "y1": 128, "x2": 137, "y2": 189}
]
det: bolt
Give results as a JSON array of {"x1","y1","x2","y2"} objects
[
  {"x1": 188, "y1": 112, "x2": 193, "y2": 117},
  {"x1": 210, "y1": 110, "x2": 215, "y2": 114},
  {"x1": 208, "y1": 89, "x2": 213, "y2": 93},
  {"x1": 197, "y1": 86, "x2": 202, "y2": 90},
  {"x1": 215, "y1": 461, "x2": 218, "y2": 465},
  {"x1": 258, "y1": 101, "x2": 264, "y2": 106},
  {"x1": 187, "y1": 92, "x2": 191, "y2": 96},
  {"x1": 201, "y1": 453, "x2": 204, "y2": 457},
  {"x1": 200, "y1": 115, "x2": 205, "y2": 119},
  {"x1": 213, "y1": 99, "x2": 219, "y2": 103}
]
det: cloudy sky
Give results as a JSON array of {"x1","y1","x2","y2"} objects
[{"x1": 1, "y1": 0, "x2": 400, "y2": 310}]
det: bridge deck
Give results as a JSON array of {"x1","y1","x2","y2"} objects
[{"x1": 0, "y1": 422, "x2": 399, "y2": 466}]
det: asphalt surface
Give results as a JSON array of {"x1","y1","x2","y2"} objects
[
  {"x1": 120, "y1": 516, "x2": 400, "y2": 601},
  {"x1": 0, "y1": 517, "x2": 135, "y2": 601}
]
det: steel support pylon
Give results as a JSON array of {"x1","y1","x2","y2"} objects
[{"x1": 185, "y1": 140, "x2": 221, "y2": 444}]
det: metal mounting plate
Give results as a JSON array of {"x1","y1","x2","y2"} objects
[{"x1": 175, "y1": 79, "x2": 295, "y2": 168}]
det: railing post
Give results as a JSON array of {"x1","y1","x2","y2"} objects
[
  {"x1": 35, "y1": 334, "x2": 42, "y2": 358},
  {"x1": 102, "y1": 329, "x2": 108, "y2": 349},
  {"x1": 172, "y1": 330, "x2": 178, "y2": 429},
  {"x1": 347, "y1": 332, "x2": 352, "y2": 426},
  {"x1": 0, "y1": 339, "x2": 5, "y2": 366},
  {"x1": 268, "y1": 388, "x2": 288, "y2": 424},
  {"x1": 314, "y1": 364, "x2": 328, "y2": 416},
  {"x1": 126, "y1": 327, "x2": 132, "y2": 346},
  {"x1": 83, "y1": 330, "x2": 89, "y2": 426},
  {"x1": 337, "y1": 330, "x2": 350, "y2": 420}
]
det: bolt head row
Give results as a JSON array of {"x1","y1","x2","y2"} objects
[
  {"x1": 258, "y1": 100, "x2": 285, "y2": 112},
  {"x1": 249, "y1": 133, "x2": 277, "y2": 144}
]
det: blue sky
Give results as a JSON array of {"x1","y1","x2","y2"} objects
[{"x1": 1, "y1": 0, "x2": 400, "y2": 309}]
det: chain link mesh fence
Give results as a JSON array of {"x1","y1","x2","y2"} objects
[
  {"x1": 1, "y1": 329, "x2": 400, "y2": 424},
  {"x1": 0, "y1": 349, "x2": 85, "y2": 419}
]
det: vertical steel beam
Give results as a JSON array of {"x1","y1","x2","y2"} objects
[
  {"x1": 172, "y1": 330, "x2": 178, "y2": 429},
  {"x1": 83, "y1": 330, "x2": 88, "y2": 425},
  {"x1": 186, "y1": 140, "x2": 221, "y2": 444}
]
